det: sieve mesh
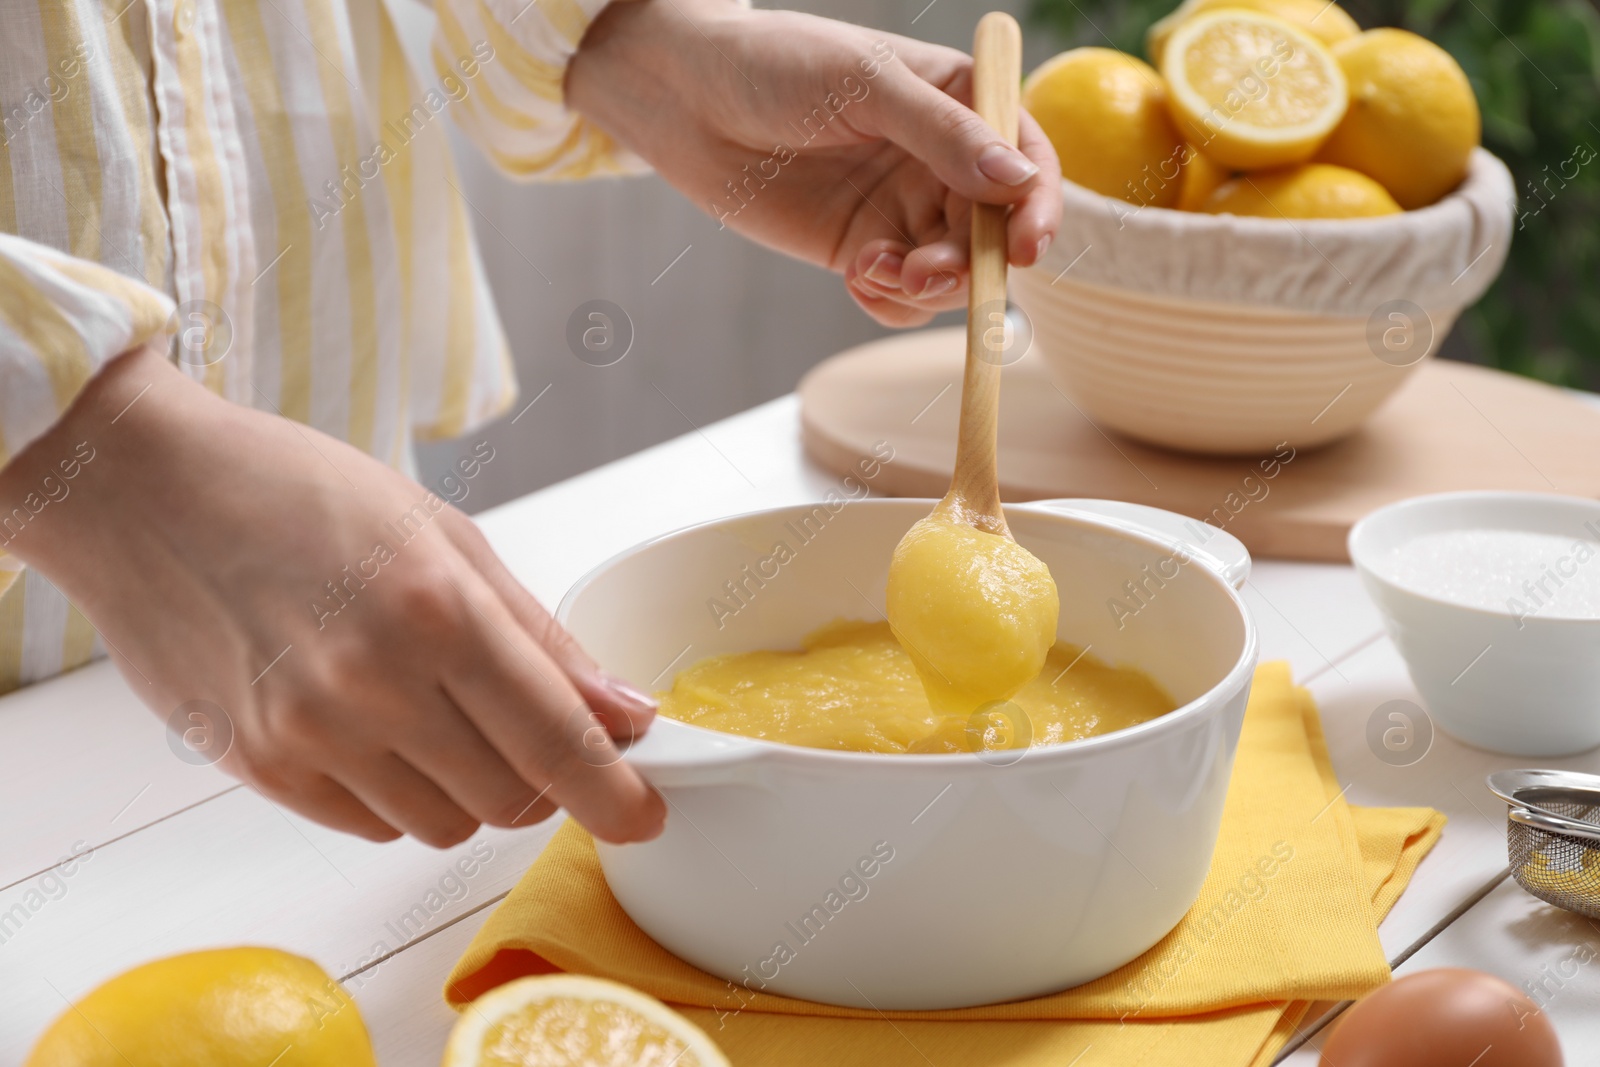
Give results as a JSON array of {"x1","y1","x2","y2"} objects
[{"x1": 1506, "y1": 787, "x2": 1600, "y2": 920}]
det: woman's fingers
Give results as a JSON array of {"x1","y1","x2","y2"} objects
[
  {"x1": 442, "y1": 578, "x2": 666, "y2": 845},
  {"x1": 249, "y1": 768, "x2": 403, "y2": 844},
  {"x1": 1008, "y1": 109, "x2": 1064, "y2": 266},
  {"x1": 861, "y1": 89, "x2": 1059, "y2": 274},
  {"x1": 373, "y1": 518, "x2": 659, "y2": 845},
  {"x1": 837, "y1": 47, "x2": 1060, "y2": 320},
  {"x1": 847, "y1": 237, "x2": 912, "y2": 297},
  {"x1": 845, "y1": 239, "x2": 945, "y2": 326},
  {"x1": 847, "y1": 280, "x2": 940, "y2": 327},
  {"x1": 387, "y1": 686, "x2": 563, "y2": 831},
  {"x1": 333, "y1": 752, "x2": 482, "y2": 849},
  {"x1": 442, "y1": 512, "x2": 655, "y2": 741},
  {"x1": 862, "y1": 51, "x2": 1042, "y2": 207},
  {"x1": 899, "y1": 196, "x2": 970, "y2": 305},
  {"x1": 848, "y1": 225, "x2": 969, "y2": 310}
]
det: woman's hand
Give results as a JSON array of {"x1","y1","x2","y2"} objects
[
  {"x1": 567, "y1": 0, "x2": 1062, "y2": 327},
  {"x1": 0, "y1": 348, "x2": 665, "y2": 847}
]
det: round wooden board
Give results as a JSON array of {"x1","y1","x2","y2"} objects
[{"x1": 799, "y1": 327, "x2": 1600, "y2": 562}]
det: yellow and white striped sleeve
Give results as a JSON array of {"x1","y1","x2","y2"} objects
[
  {"x1": 431, "y1": 0, "x2": 649, "y2": 180},
  {"x1": 0, "y1": 235, "x2": 174, "y2": 590},
  {"x1": 0, "y1": 232, "x2": 175, "y2": 474}
]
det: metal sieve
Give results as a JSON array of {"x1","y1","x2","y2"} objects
[{"x1": 1488, "y1": 769, "x2": 1600, "y2": 919}]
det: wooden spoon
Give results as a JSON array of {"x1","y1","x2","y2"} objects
[
  {"x1": 938, "y1": 10, "x2": 1021, "y2": 535},
  {"x1": 884, "y1": 12, "x2": 1059, "y2": 718}
]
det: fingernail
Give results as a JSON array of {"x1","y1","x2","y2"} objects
[
  {"x1": 1034, "y1": 234, "x2": 1052, "y2": 263},
  {"x1": 864, "y1": 252, "x2": 904, "y2": 288},
  {"x1": 916, "y1": 274, "x2": 958, "y2": 300},
  {"x1": 601, "y1": 673, "x2": 657, "y2": 718},
  {"x1": 849, "y1": 277, "x2": 885, "y2": 304},
  {"x1": 977, "y1": 144, "x2": 1039, "y2": 186}
]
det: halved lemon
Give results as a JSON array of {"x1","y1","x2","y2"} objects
[
  {"x1": 443, "y1": 975, "x2": 730, "y2": 1067},
  {"x1": 1146, "y1": 0, "x2": 1360, "y2": 69},
  {"x1": 1162, "y1": 10, "x2": 1347, "y2": 170}
]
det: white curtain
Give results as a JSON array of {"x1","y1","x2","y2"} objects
[{"x1": 397, "y1": 0, "x2": 1033, "y2": 511}]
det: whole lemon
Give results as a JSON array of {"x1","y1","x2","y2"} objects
[
  {"x1": 1023, "y1": 47, "x2": 1185, "y2": 208},
  {"x1": 25, "y1": 947, "x2": 377, "y2": 1067},
  {"x1": 1147, "y1": 0, "x2": 1360, "y2": 68},
  {"x1": 1202, "y1": 163, "x2": 1401, "y2": 218},
  {"x1": 1316, "y1": 29, "x2": 1481, "y2": 209},
  {"x1": 1175, "y1": 145, "x2": 1233, "y2": 211}
]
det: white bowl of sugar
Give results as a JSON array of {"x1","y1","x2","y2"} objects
[{"x1": 1349, "y1": 492, "x2": 1600, "y2": 756}]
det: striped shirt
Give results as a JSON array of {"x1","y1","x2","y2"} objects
[{"x1": 0, "y1": 0, "x2": 643, "y2": 693}]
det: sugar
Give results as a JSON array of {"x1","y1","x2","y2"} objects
[{"x1": 1379, "y1": 528, "x2": 1600, "y2": 620}]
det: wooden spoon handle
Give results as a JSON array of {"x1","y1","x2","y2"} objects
[{"x1": 948, "y1": 12, "x2": 1023, "y2": 532}]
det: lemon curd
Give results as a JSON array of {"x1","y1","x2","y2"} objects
[
  {"x1": 657, "y1": 620, "x2": 1175, "y2": 755},
  {"x1": 884, "y1": 515, "x2": 1061, "y2": 716}
]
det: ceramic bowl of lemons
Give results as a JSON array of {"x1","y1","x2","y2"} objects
[
  {"x1": 1012, "y1": 3, "x2": 1515, "y2": 455},
  {"x1": 557, "y1": 497, "x2": 1256, "y2": 1010}
]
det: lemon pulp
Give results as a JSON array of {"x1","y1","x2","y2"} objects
[
  {"x1": 883, "y1": 515, "x2": 1060, "y2": 717},
  {"x1": 445, "y1": 975, "x2": 728, "y2": 1067},
  {"x1": 479, "y1": 997, "x2": 705, "y2": 1067},
  {"x1": 658, "y1": 620, "x2": 1173, "y2": 755},
  {"x1": 1146, "y1": 0, "x2": 1359, "y2": 69},
  {"x1": 1162, "y1": 10, "x2": 1348, "y2": 170}
]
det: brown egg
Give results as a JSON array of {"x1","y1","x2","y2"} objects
[{"x1": 1321, "y1": 968, "x2": 1563, "y2": 1067}]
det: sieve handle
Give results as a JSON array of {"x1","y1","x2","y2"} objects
[{"x1": 1508, "y1": 805, "x2": 1600, "y2": 845}]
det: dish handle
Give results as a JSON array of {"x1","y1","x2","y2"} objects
[
  {"x1": 1022, "y1": 499, "x2": 1252, "y2": 590},
  {"x1": 621, "y1": 716, "x2": 769, "y2": 789}
]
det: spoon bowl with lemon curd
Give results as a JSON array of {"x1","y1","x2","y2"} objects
[
  {"x1": 885, "y1": 12, "x2": 1062, "y2": 720},
  {"x1": 560, "y1": 496, "x2": 1258, "y2": 1010}
]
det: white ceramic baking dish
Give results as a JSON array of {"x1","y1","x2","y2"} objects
[{"x1": 557, "y1": 498, "x2": 1257, "y2": 1010}]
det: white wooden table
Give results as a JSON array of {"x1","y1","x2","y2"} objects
[{"x1": 3, "y1": 395, "x2": 1597, "y2": 1065}]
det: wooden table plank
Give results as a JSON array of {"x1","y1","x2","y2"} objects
[
  {"x1": 1305, "y1": 637, "x2": 1600, "y2": 961},
  {"x1": 0, "y1": 660, "x2": 233, "y2": 890},
  {"x1": 1279, "y1": 874, "x2": 1600, "y2": 1064},
  {"x1": 0, "y1": 787, "x2": 562, "y2": 1063},
  {"x1": 1239, "y1": 562, "x2": 1384, "y2": 679},
  {"x1": 348, "y1": 897, "x2": 497, "y2": 1067}
]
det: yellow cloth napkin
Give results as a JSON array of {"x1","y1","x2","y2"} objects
[{"x1": 447, "y1": 663, "x2": 1444, "y2": 1065}]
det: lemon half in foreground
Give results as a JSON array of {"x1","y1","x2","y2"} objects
[
  {"x1": 1162, "y1": 10, "x2": 1347, "y2": 170},
  {"x1": 25, "y1": 947, "x2": 376, "y2": 1067},
  {"x1": 445, "y1": 975, "x2": 730, "y2": 1067}
]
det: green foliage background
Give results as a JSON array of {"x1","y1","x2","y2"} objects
[{"x1": 1025, "y1": 0, "x2": 1600, "y2": 387}]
